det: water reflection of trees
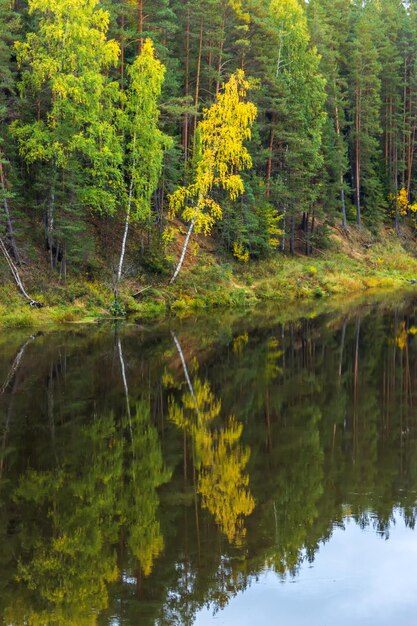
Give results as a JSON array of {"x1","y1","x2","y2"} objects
[
  {"x1": 1, "y1": 304, "x2": 417, "y2": 623},
  {"x1": 167, "y1": 335, "x2": 255, "y2": 546},
  {"x1": 0, "y1": 332, "x2": 170, "y2": 624}
]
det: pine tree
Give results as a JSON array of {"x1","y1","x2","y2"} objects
[
  {"x1": 349, "y1": 5, "x2": 385, "y2": 227},
  {"x1": 308, "y1": 0, "x2": 351, "y2": 229},
  {"x1": 247, "y1": 0, "x2": 326, "y2": 254},
  {"x1": 0, "y1": 0, "x2": 21, "y2": 260}
]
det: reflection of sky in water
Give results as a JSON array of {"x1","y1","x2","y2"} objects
[{"x1": 195, "y1": 511, "x2": 417, "y2": 626}]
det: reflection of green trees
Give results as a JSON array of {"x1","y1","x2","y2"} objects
[
  {"x1": 0, "y1": 399, "x2": 170, "y2": 625},
  {"x1": 3, "y1": 412, "x2": 121, "y2": 625},
  {"x1": 3, "y1": 303, "x2": 417, "y2": 624},
  {"x1": 123, "y1": 400, "x2": 171, "y2": 576}
]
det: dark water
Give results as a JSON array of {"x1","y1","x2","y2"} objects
[{"x1": 1, "y1": 296, "x2": 417, "y2": 625}]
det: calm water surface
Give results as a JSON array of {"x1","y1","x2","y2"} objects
[{"x1": 1, "y1": 297, "x2": 417, "y2": 625}]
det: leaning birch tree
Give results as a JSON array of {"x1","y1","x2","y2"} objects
[
  {"x1": 168, "y1": 70, "x2": 256, "y2": 284},
  {"x1": 115, "y1": 38, "x2": 171, "y2": 296}
]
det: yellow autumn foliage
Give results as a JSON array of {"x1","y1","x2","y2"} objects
[
  {"x1": 169, "y1": 374, "x2": 255, "y2": 545},
  {"x1": 168, "y1": 70, "x2": 256, "y2": 236}
]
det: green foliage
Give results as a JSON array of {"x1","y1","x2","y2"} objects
[
  {"x1": 110, "y1": 299, "x2": 126, "y2": 317},
  {"x1": 120, "y1": 39, "x2": 173, "y2": 223},
  {"x1": 3, "y1": 0, "x2": 417, "y2": 300}
]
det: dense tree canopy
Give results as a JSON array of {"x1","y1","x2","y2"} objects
[{"x1": 2, "y1": 0, "x2": 417, "y2": 283}]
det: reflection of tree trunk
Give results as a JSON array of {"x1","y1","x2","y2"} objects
[
  {"x1": 193, "y1": 446, "x2": 201, "y2": 563},
  {"x1": 1, "y1": 334, "x2": 38, "y2": 395},
  {"x1": 171, "y1": 332, "x2": 200, "y2": 418},
  {"x1": 0, "y1": 334, "x2": 39, "y2": 478},
  {"x1": 117, "y1": 333, "x2": 134, "y2": 448},
  {"x1": 405, "y1": 340, "x2": 412, "y2": 409},
  {"x1": 0, "y1": 369, "x2": 22, "y2": 480},
  {"x1": 353, "y1": 318, "x2": 361, "y2": 459},
  {"x1": 338, "y1": 319, "x2": 347, "y2": 379},
  {"x1": 183, "y1": 429, "x2": 188, "y2": 482},
  {"x1": 47, "y1": 361, "x2": 57, "y2": 459},
  {"x1": 172, "y1": 331, "x2": 201, "y2": 553},
  {"x1": 265, "y1": 388, "x2": 272, "y2": 453}
]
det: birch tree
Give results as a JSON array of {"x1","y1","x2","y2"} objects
[
  {"x1": 115, "y1": 38, "x2": 171, "y2": 295},
  {"x1": 168, "y1": 69, "x2": 256, "y2": 284},
  {"x1": 12, "y1": 0, "x2": 121, "y2": 272}
]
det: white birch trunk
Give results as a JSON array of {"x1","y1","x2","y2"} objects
[
  {"x1": 1, "y1": 334, "x2": 38, "y2": 395},
  {"x1": 116, "y1": 134, "x2": 137, "y2": 294},
  {"x1": 169, "y1": 195, "x2": 202, "y2": 285}
]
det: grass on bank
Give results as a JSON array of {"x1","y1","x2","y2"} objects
[{"x1": 1, "y1": 227, "x2": 417, "y2": 328}]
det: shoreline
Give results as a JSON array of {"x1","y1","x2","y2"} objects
[{"x1": 1, "y1": 238, "x2": 417, "y2": 329}]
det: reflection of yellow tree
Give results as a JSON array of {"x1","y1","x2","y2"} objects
[{"x1": 169, "y1": 375, "x2": 255, "y2": 545}]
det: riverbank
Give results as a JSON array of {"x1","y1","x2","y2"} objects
[{"x1": 1, "y1": 226, "x2": 417, "y2": 329}]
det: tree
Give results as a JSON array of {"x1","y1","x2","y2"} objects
[
  {"x1": 13, "y1": 0, "x2": 121, "y2": 273},
  {"x1": 0, "y1": 0, "x2": 21, "y2": 260},
  {"x1": 168, "y1": 69, "x2": 256, "y2": 283},
  {"x1": 348, "y1": 6, "x2": 384, "y2": 227},
  {"x1": 115, "y1": 38, "x2": 172, "y2": 294},
  {"x1": 168, "y1": 370, "x2": 255, "y2": 546},
  {"x1": 308, "y1": 0, "x2": 351, "y2": 229}
]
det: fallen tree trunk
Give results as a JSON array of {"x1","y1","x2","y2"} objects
[{"x1": 0, "y1": 237, "x2": 43, "y2": 307}]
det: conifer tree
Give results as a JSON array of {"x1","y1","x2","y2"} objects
[{"x1": 349, "y1": 6, "x2": 384, "y2": 227}]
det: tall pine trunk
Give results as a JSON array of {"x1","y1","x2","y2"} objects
[
  {"x1": 334, "y1": 97, "x2": 347, "y2": 230},
  {"x1": 355, "y1": 83, "x2": 361, "y2": 229},
  {"x1": 183, "y1": 6, "x2": 190, "y2": 163},
  {"x1": 138, "y1": 0, "x2": 144, "y2": 52},
  {"x1": 193, "y1": 17, "x2": 204, "y2": 153}
]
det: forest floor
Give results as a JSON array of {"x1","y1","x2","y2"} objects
[{"x1": 1, "y1": 223, "x2": 417, "y2": 329}]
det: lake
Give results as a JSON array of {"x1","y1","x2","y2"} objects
[{"x1": 1, "y1": 295, "x2": 417, "y2": 625}]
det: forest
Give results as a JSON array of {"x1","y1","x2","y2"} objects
[{"x1": 2, "y1": 0, "x2": 417, "y2": 318}]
